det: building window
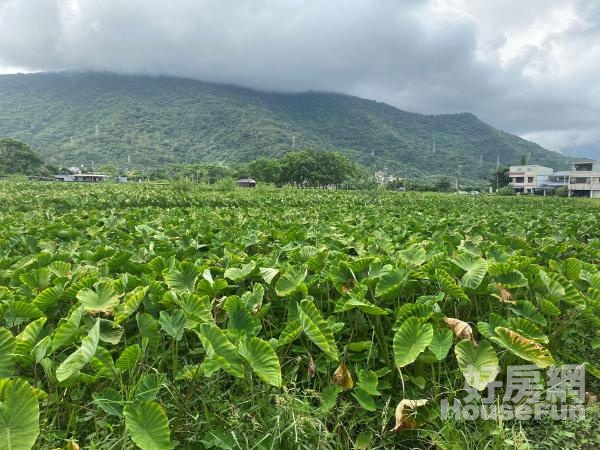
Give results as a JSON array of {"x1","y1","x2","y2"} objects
[
  {"x1": 571, "y1": 177, "x2": 590, "y2": 184},
  {"x1": 528, "y1": 177, "x2": 534, "y2": 183},
  {"x1": 516, "y1": 177, "x2": 524, "y2": 183}
]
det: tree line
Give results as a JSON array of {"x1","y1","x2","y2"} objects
[
  {"x1": 1, "y1": 137, "x2": 499, "y2": 192},
  {"x1": 99, "y1": 149, "x2": 375, "y2": 189}
]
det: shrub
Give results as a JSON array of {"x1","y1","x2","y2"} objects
[
  {"x1": 170, "y1": 177, "x2": 194, "y2": 192},
  {"x1": 497, "y1": 186, "x2": 515, "y2": 196},
  {"x1": 214, "y1": 177, "x2": 237, "y2": 192},
  {"x1": 3, "y1": 174, "x2": 29, "y2": 182},
  {"x1": 555, "y1": 186, "x2": 569, "y2": 197}
]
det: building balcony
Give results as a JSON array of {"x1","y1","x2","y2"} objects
[
  {"x1": 568, "y1": 183, "x2": 600, "y2": 191},
  {"x1": 569, "y1": 170, "x2": 599, "y2": 178}
]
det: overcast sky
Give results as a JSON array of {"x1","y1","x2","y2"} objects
[{"x1": 1, "y1": 0, "x2": 599, "y2": 154}]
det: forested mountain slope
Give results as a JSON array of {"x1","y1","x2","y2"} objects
[{"x1": 0, "y1": 72, "x2": 569, "y2": 177}]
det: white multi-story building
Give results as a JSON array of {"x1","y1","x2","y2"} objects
[
  {"x1": 374, "y1": 170, "x2": 400, "y2": 185},
  {"x1": 569, "y1": 160, "x2": 600, "y2": 198},
  {"x1": 533, "y1": 170, "x2": 570, "y2": 195},
  {"x1": 544, "y1": 171, "x2": 570, "y2": 188},
  {"x1": 508, "y1": 165, "x2": 554, "y2": 194}
]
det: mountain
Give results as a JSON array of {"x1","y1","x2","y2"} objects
[{"x1": 0, "y1": 72, "x2": 569, "y2": 177}]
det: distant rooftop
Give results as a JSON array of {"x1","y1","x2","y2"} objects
[
  {"x1": 509, "y1": 164, "x2": 552, "y2": 167},
  {"x1": 69, "y1": 173, "x2": 109, "y2": 177}
]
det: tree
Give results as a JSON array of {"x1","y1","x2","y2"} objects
[
  {"x1": 99, "y1": 164, "x2": 118, "y2": 179},
  {"x1": 0, "y1": 138, "x2": 44, "y2": 175},
  {"x1": 204, "y1": 164, "x2": 234, "y2": 184},
  {"x1": 313, "y1": 151, "x2": 355, "y2": 188},
  {"x1": 434, "y1": 177, "x2": 452, "y2": 192},
  {"x1": 280, "y1": 151, "x2": 316, "y2": 187},
  {"x1": 490, "y1": 166, "x2": 510, "y2": 190},
  {"x1": 248, "y1": 158, "x2": 283, "y2": 185},
  {"x1": 277, "y1": 150, "x2": 358, "y2": 188}
]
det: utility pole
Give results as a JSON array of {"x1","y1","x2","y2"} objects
[
  {"x1": 456, "y1": 165, "x2": 462, "y2": 193},
  {"x1": 496, "y1": 155, "x2": 500, "y2": 169},
  {"x1": 291, "y1": 136, "x2": 295, "y2": 149},
  {"x1": 371, "y1": 149, "x2": 376, "y2": 183},
  {"x1": 95, "y1": 125, "x2": 99, "y2": 137}
]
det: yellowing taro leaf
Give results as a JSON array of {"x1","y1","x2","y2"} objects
[
  {"x1": 66, "y1": 440, "x2": 80, "y2": 450},
  {"x1": 445, "y1": 317, "x2": 476, "y2": 345},
  {"x1": 332, "y1": 362, "x2": 353, "y2": 389},
  {"x1": 393, "y1": 399, "x2": 428, "y2": 431},
  {"x1": 490, "y1": 327, "x2": 555, "y2": 368}
]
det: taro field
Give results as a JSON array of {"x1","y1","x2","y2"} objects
[{"x1": 0, "y1": 181, "x2": 600, "y2": 449}]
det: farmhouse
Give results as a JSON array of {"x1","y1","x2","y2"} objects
[
  {"x1": 54, "y1": 173, "x2": 109, "y2": 182},
  {"x1": 568, "y1": 160, "x2": 600, "y2": 198},
  {"x1": 508, "y1": 165, "x2": 554, "y2": 194},
  {"x1": 236, "y1": 178, "x2": 256, "y2": 188}
]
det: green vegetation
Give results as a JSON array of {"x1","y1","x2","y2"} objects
[
  {"x1": 497, "y1": 186, "x2": 516, "y2": 196},
  {"x1": 247, "y1": 150, "x2": 366, "y2": 188},
  {"x1": 112, "y1": 149, "x2": 370, "y2": 188},
  {"x1": 555, "y1": 186, "x2": 569, "y2": 197},
  {"x1": 490, "y1": 166, "x2": 511, "y2": 190},
  {"x1": 0, "y1": 72, "x2": 569, "y2": 178},
  {"x1": 0, "y1": 181, "x2": 598, "y2": 449},
  {"x1": 0, "y1": 138, "x2": 47, "y2": 176}
]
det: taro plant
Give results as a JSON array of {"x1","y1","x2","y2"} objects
[{"x1": 0, "y1": 181, "x2": 598, "y2": 448}]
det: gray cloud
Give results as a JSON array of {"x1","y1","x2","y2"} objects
[{"x1": 1, "y1": 0, "x2": 599, "y2": 155}]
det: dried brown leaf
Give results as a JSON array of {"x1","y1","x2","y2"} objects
[
  {"x1": 341, "y1": 279, "x2": 356, "y2": 294},
  {"x1": 307, "y1": 354, "x2": 316, "y2": 378},
  {"x1": 445, "y1": 317, "x2": 476, "y2": 345},
  {"x1": 393, "y1": 399, "x2": 428, "y2": 431},
  {"x1": 212, "y1": 296, "x2": 227, "y2": 323},
  {"x1": 586, "y1": 392, "x2": 598, "y2": 405},
  {"x1": 332, "y1": 362, "x2": 353, "y2": 389},
  {"x1": 491, "y1": 283, "x2": 516, "y2": 304}
]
